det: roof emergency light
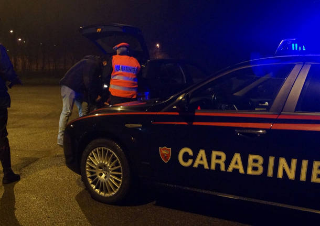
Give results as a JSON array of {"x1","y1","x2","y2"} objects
[{"x1": 275, "y1": 38, "x2": 306, "y2": 55}]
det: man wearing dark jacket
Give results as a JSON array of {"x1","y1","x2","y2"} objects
[
  {"x1": 0, "y1": 43, "x2": 22, "y2": 184},
  {"x1": 57, "y1": 55, "x2": 102, "y2": 146}
]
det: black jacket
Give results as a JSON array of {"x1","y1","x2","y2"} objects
[
  {"x1": 60, "y1": 55, "x2": 102, "y2": 104},
  {"x1": 0, "y1": 44, "x2": 19, "y2": 108}
]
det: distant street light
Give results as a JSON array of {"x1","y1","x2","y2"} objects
[
  {"x1": 9, "y1": 30, "x2": 14, "y2": 34},
  {"x1": 18, "y1": 38, "x2": 22, "y2": 42},
  {"x1": 155, "y1": 43, "x2": 161, "y2": 59}
]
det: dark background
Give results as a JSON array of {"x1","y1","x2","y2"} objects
[{"x1": 0, "y1": 0, "x2": 320, "y2": 77}]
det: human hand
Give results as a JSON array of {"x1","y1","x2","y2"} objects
[{"x1": 95, "y1": 95, "x2": 102, "y2": 102}]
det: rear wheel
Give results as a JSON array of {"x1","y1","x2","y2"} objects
[{"x1": 81, "y1": 139, "x2": 131, "y2": 204}]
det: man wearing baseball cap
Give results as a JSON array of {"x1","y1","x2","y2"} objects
[{"x1": 106, "y1": 42, "x2": 141, "y2": 105}]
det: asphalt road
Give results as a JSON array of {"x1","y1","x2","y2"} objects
[{"x1": 1, "y1": 85, "x2": 320, "y2": 226}]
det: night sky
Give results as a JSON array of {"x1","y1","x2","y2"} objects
[{"x1": 1, "y1": 0, "x2": 320, "y2": 71}]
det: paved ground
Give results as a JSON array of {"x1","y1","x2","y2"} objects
[{"x1": 0, "y1": 85, "x2": 320, "y2": 226}]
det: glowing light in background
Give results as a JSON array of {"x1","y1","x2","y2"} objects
[
  {"x1": 275, "y1": 39, "x2": 306, "y2": 55},
  {"x1": 291, "y1": 43, "x2": 306, "y2": 51}
]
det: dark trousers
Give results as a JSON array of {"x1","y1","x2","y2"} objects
[
  {"x1": 110, "y1": 94, "x2": 136, "y2": 105},
  {"x1": 0, "y1": 108, "x2": 12, "y2": 174}
]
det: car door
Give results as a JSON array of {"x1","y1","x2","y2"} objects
[
  {"x1": 148, "y1": 63, "x2": 302, "y2": 200},
  {"x1": 268, "y1": 63, "x2": 320, "y2": 209}
]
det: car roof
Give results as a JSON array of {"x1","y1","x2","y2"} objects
[
  {"x1": 214, "y1": 54, "x2": 320, "y2": 75},
  {"x1": 233, "y1": 54, "x2": 320, "y2": 67}
]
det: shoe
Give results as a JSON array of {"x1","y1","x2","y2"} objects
[{"x1": 3, "y1": 172, "x2": 20, "y2": 184}]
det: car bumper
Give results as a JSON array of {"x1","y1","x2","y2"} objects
[{"x1": 63, "y1": 128, "x2": 81, "y2": 174}]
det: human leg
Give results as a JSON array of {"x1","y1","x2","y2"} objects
[
  {"x1": 1, "y1": 139, "x2": 20, "y2": 184},
  {"x1": 0, "y1": 108, "x2": 20, "y2": 184},
  {"x1": 75, "y1": 100, "x2": 87, "y2": 117},
  {"x1": 57, "y1": 86, "x2": 76, "y2": 145},
  {"x1": 74, "y1": 92, "x2": 88, "y2": 116}
]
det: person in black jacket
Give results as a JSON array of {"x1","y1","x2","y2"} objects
[
  {"x1": 57, "y1": 55, "x2": 102, "y2": 146},
  {"x1": 0, "y1": 44, "x2": 22, "y2": 184}
]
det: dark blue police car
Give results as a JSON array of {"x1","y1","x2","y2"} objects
[{"x1": 64, "y1": 39, "x2": 320, "y2": 212}]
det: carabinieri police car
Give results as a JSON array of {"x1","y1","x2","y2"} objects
[{"x1": 64, "y1": 39, "x2": 320, "y2": 212}]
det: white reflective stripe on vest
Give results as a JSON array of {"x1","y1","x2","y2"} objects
[
  {"x1": 110, "y1": 84, "x2": 137, "y2": 92},
  {"x1": 111, "y1": 75, "x2": 138, "y2": 82}
]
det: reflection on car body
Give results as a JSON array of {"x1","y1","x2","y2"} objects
[{"x1": 64, "y1": 42, "x2": 320, "y2": 213}]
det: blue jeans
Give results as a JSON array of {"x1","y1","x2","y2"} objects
[{"x1": 57, "y1": 86, "x2": 88, "y2": 145}]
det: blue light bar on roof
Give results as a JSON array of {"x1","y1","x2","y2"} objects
[{"x1": 275, "y1": 38, "x2": 306, "y2": 55}]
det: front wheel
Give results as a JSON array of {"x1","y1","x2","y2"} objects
[{"x1": 81, "y1": 139, "x2": 131, "y2": 204}]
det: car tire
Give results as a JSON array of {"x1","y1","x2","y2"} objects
[{"x1": 81, "y1": 138, "x2": 131, "y2": 204}]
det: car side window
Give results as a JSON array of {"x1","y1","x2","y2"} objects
[
  {"x1": 181, "y1": 64, "x2": 207, "y2": 83},
  {"x1": 188, "y1": 64, "x2": 294, "y2": 112},
  {"x1": 157, "y1": 63, "x2": 185, "y2": 84},
  {"x1": 296, "y1": 65, "x2": 320, "y2": 112}
]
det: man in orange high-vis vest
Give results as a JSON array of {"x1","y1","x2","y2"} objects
[{"x1": 108, "y1": 43, "x2": 141, "y2": 105}]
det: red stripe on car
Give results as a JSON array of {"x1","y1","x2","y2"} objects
[{"x1": 152, "y1": 122, "x2": 272, "y2": 129}]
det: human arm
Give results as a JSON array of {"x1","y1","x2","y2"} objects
[
  {"x1": 83, "y1": 59, "x2": 102, "y2": 104},
  {"x1": 101, "y1": 58, "x2": 113, "y2": 86},
  {"x1": 0, "y1": 45, "x2": 22, "y2": 88},
  {"x1": 101, "y1": 58, "x2": 113, "y2": 105}
]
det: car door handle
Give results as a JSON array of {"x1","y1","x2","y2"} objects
[
  {"x1": 235, "y1": 129, "x2": 266, "y2": 137},
  {"x1": 125, "y1": 124, "x2": 142, "y2": 128},
  {"x1": 258, "y1": 101, "x2": 269, "y2": 106}
]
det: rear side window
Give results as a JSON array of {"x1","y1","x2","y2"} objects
[
  {"x1": 296, "y1": 65, "x2": 320, "y2": 112},
  {"x1": 181, "y1": 64, "x2": 207, "y2": 83},
  {"x1": 189, "y1": 64, "x2": 294, "y2": 112},
  {"x1": 156, "y1": 63, "x2": 185, "y2": 84}
]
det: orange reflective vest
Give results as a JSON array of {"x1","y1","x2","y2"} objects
[{"x1": 109, "y1": 55, "x2": 141, "y2": 98}]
